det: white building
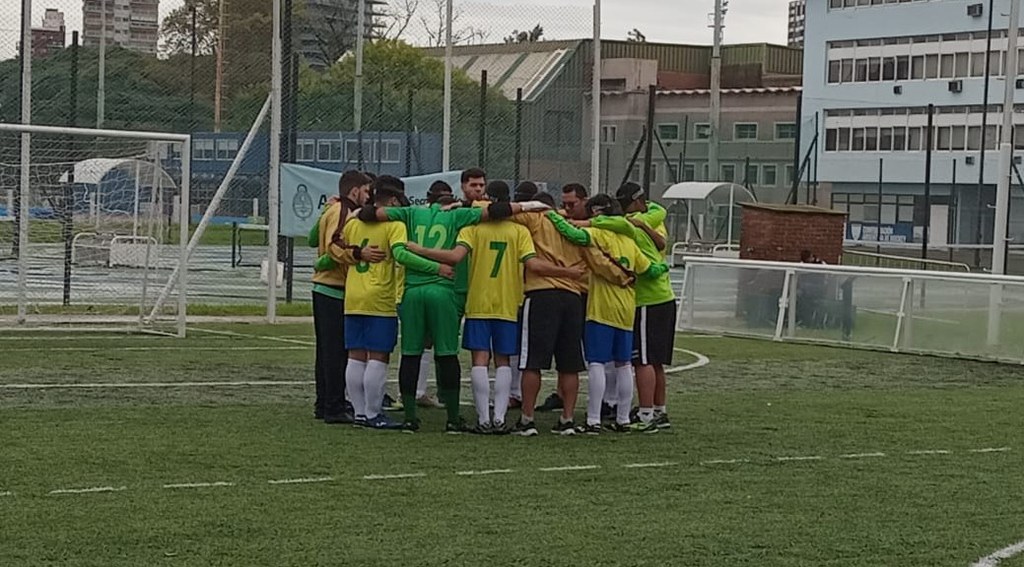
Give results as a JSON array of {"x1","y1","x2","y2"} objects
[{"x1": 82, "y1": 0, "x2": 159, "y2": 55}]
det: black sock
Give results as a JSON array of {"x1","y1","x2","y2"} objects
[
  {"x1": 399, "y1": 355, "x2": 421, "y2": 422},
  {"x1": 436, "y1": 355, "x2": 462, "y2": 423}
]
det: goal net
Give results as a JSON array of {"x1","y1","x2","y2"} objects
[{"x1": 0, "y1": 124, "x2": 189, "y2": 335}]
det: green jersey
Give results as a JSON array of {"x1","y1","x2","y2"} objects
[
  {"x1": 385, "y1": 204, "x2": 483, "y2": 288},
  {"x1": 592, "y1": 202, "x2": 675, "y2": 307}
]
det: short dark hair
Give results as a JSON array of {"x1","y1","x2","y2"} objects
[
  {"x1": 436, "y1": 195, "x2": 458, "y2": 206},
  {"x1": 372, "y1": 175, "x2": 409, "y2": 206},
  {"x1": 363, "y1": 171, "x2": 378, "y2": 182},
  {"x1": 461, "y1": 168, "x2": 487, "y2": 184},
  {"x1": 338, "y1": 170, "x2": 371, "y2": 197},
  {"x1": 585, "y1": 194, "x2": 623, "y2": 217},
  {"x1": 535, "y1": 192, "x2": 557, "y2": 208},
  {"x1": 485, "y1": 180, "x2": 511, "y2": 203},
  {"x1": 562, "y1": 183, "x2": 588, "y2": 199},
  {"x1": 427, "y1": 180, "x2": 453, "y2": 204},
  {"x1": 514, "y1": 181, "x2": 539, "y2": 202},
  {"x1": 615, "y1": 182, "x2": 645, "y2": 209}
]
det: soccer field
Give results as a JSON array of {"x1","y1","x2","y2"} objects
[{"x1": 3, "y1": 324, "x2": 1024, "y2": 566}]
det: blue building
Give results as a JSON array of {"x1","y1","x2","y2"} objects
[{"x1": 802, "y1": 0, "x2": 1024, "y2": 247}]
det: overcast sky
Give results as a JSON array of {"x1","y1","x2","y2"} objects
[{"x1": 0, "y1": 0, "x2": 790, "y2": 60}]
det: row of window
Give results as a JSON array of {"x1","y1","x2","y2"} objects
[
  {"x1": 296, "y1": 139, "x2": 402, "y2": 164},
  {"x1": 825, "y1": 105, "x2": 1012, "y2": 118},
  {"x1": 192, "y1": 139, "x2": 238, "y2": 161},
  {"x1": 827, "y1": 49, "x2": 1024, "y2": 85},
  {"x1": 829, "y1": 0, "x2": 928, "y2": 8},
  {"x1": 600, "y1": 123, "x2": 798, "y2": 144},
  {"x1": 822, "y1": 125, "x2": 1024, "y2": 152},
  {"x1": 832, "y1": 193, "x2": 917, "y2": 225},
  {"x1": 627, "y1": 161, "x2": 797, "y2": 187}
]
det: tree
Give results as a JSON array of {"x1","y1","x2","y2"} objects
[
  {"x1": 504, "y1": 24, "x2": 544, "y2": 44},
  {"x1": 417, "y1": 0, "x2": 487, "y2": 47},
  {"x1": 627, "y1": 28, "x2": 647, "y2": 43},
  {"x1": 160, "y1": 0, "x2": 219, "y2": 56},
  {"x1": 376, "y1": 0, "x2": 420, "y2": 41}
]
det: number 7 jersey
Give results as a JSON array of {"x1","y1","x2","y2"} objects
[{"x1": 456, "y1": 221, "x2": 536, "y2": 322}]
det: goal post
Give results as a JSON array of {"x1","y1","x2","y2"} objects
[{"x1": 0, "y1": 123, "x2": 190, "y2": 336}]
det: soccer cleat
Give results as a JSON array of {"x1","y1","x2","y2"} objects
[
  {"x1": 535, "y1": 392, "x2": 564, "y2": 412},
  {"x1": 508, "y1": 397, "x2": 523, "y2": 410},
  {"x1": 469, "y1": 422, "x2": 494, "y2": 435},
  {"x1": 654, "y1": 412, "x2": 672, "y2": 429},
  {"x1": 323, "y1": 409, "x2": 356, "y2": 425},
  {"x1": 629, "y1": 420, "x2": 659, "y2": 434},
  {"x1": 628, "y1": 406, "x2": 640, "y2": 424},
  {"x1": 491, "y1": 421, "x2": 511, "y2": 435},
  {"x1": 445, "y1": 417, "x2": 471, "y2": 434},
  {"x1": 365, "y1": 414, "x2": 403, "y2": 430},
  {"x1": 605, "y1": 422, "x2": 631, "y2": 433},
  {"x1": 401, "y1": 419, "x2": 421, "y2": 433},
  {"x1": 601, "y1": 402, "x2": 617, "y2": 422},
  {"x1": 576, "y1": 423, "x2": 602, "y2": 435},
  {"x1": 353, "y1": 415, "x2": 368, "y2": 427},
  {"x1": 551, "y1": 420, "x2": 577, "y2": 436},
  {"x1": 382, "y1": 394, "x2": 403, "y2": 412},
  {"x1": 513, "y1": 420, "x2": 539, "y2": 437},
  {"x1": 416, "y1": 394, "x2": 443, "y2": 408}
]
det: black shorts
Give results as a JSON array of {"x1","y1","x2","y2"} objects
[
  {"x1": 518, "y1": 289, "x2": 586, "y2": 373},
  {"x1": 632, "y1": 300, "x2": 677, "y2": 366}
]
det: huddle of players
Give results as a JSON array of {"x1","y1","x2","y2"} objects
[{"x1": 310, "y1": 167, "x2": 676, "y2": 435}]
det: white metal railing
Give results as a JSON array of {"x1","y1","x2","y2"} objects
[
  {"x1": 843, "y1": 250, "x2": 971, "y2": 273},
  {"x1": 677, "y1": 257, "x2": 1024, "y2": 364},
  {"x1": 670, "y1": 242, "x2": 740, "y2": 267}
]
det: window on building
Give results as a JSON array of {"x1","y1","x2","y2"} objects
[
  {"x1": 841, "y1": 59, "x2": 854, "y2": 82},
  {"x1": 896, "y1": 55, "x2": 910, "y2": 80},
  {"x1": 838, "y1": 127, "x2": 851, "y2": 151},
  {"x1": 937, "y1": 126, "x2": 952, "y2": 150},
  {"x1": 990, "y1": 50, "x2": 1003, "y2": 76},
  {"x1": 744, "y1": 164, "x2": 759, "y2": 185},
  {"x1": 985, "y1": 124, "x2": 999, "y2": 150},
  {"x1": 721, "y1": 163, "x2": 736, "y2": 182},
  {"x1": 650, "y1": 163, "x2": 659, "y2": 184},
  {"x1": 683, "y1": 163, "x2": 696, "y2": 182},
  {"x1": 378, "y1": 140, "x2": 401, "y2": 163},
  {"x1": 734, "y1": 123, "x2": 758, "y2": 140},
  {"x1": 852, "y1": 128, "x2": 866, "y2": 151},
  {"x1": 907, "y1": 127, "x2": 922, "y2": 151},
  {"x1": 344, "y1": 139, "x2": 374, "y2": 164},
  {"x1": 667, "y1": 163, "x2": 680, "y2": 183},
  {"x1": 939, "y1": 54, "x2": 954, "y2": 78},
  {"x1": 951, "y1": 125, "x2": 966, "y2": 150},
  {"x1": 297, "y1": 139, "x2": 315, "y2": 162},
  {"x1": 763, "y1": 164, "x2": 778, "y2": 186},
  {"x1": 694, "y1": 123, "x2": 711, "y2": 140},
  {"x1": 601, "y1": 125, "x2": 617, "y2": 144},
  {"x1": 865, "y1": 127, "x2": 878, "y2": 151},
  {"x1": 967, "y1": 125, "x2": 982, "y2": 150},
  {"x1": 856, "y1": 58, "x2": 869, "y2": 82},
  {"x1": 1015, "y1": 125, "x2": 1024, "y2": 150},
  {"x1": 924, "y1": 54, "x2": 939, "y2": 79},
  {"x1": 868, "y1": 57, "x2": 882, "y2": 81},
  {"x1": 893, "y1": 126, "x2": 907, "y2": 151},
  {"x1": 215, "y1": 139, "x2": 237, "y2": 160},
  {"x1": 826, "y1": 128, "x2": 838, "y2": 152},
  {"x1": 911, "y1": 55, "x2": 925, "y2": 79},
  {"x1": 701, "y1": 163, "x2": 710, "y2": 181},
  {"x1": 785, "y1": 164, "x2": 796, "y2": 186},
  {"x1": 775, "y1": 123, "x2": 797, "y2": 140},
  {"x1": 657, "y1": 124, "x2": 680, "y2": 141},
  {"x1": 193, "y1": 139, "x2": 214, "y2": 160},
  {"x1": 879, "y1": 127, "x2": 893, "y2": 151},
  {"x1": 318, "y1": 140, "x2": 342, "y2": 162},
  {"x1": 955, "y1": 52, "x2": 970, "y2": 77},
  {"x1": 882, "y1": 57, "x2": 896, "y2": 81},
  {"x1": 828, "y1": 60, "x2": 841, "y2": 83},
  {"x1": 971, "y1": 52, "x2": 986, "y2": 77}
]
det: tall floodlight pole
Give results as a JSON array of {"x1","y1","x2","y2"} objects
[
  {"x1": 708, "y1": 0, "x2": 725, "y2": 180},
  {"x1": 98, "y1": 0, "x2": 107, "y2": 128},
  {"x1": 976, "y1": 0, "x2": 996, "y2": 267},
  {"x1": 214, "y1": 0, "x2": 227, "y2": 132},
  {"x1": 442, "y1": 0, "x2": 454, "y2": 170},
  {"x1": 590, "y1": 0, "x2": 602, "y2": 192},
  {"x1": 268, "y1": 0, "x2": 283, "y2": 323},
  {"x1": 17, "y1": 0, "x2": 32, "y2": 322},
  {"x1": 988, "y1": 0, "x2": 1021, "y2": 347},
  {"x1": 354, "y1": 0, "x2": 366, "y2": 167}
]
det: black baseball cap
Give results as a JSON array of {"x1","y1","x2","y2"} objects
[
  {"x1": 615, "y1": 182, "x2": 645, "y2": 209},
  {"x1": 374, "y1": 175, "x2": 410, "y2": 207},
  {"x1": 486, "y1": 180, "x2": 511, "y2": 203}
]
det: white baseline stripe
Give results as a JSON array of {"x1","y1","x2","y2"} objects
[
  {"x1": 268, "y1": 476, "x2": 334, "y2": 485},
  {"x1": 362, "y1": 473, "x2": 426, "y2": 481},
  {"x1": 538, "y1": 465, "x2": 600, "y2": 472},
  {"x1": 908, "y1": 450, "x2": 952, "y2": 455},
  {"x1": 2, "y1": 345, "x2": 308, "y2": 352},
  {"x1": 971, "y1": 447, "x2": 1012, "y2": 453},
  {"x1": 839, "y1": 452, "x2": 887, "y2": 459},
  {"x1": 163, "y1": 481, "x2": 234, "y2": 489},
  {"x1": 0, "y1": 380, "x2": 309, "y2": 390},
  {"x1": 774, "y1": 456, "x2": 824, "y2": 462},
  {"x1": 191, "y1": 327, "x2": 315, "y2": 346},
  {"x1": 623, "y1": 462, "x2": 677, "y2": 469},
  {"x1": 0, "y1": 491, "x2": 12, "y2": 497},
  {"x1": 455, "y1": 469, "x2": 513, "y2": 476},
  {"x1": 49, "y1": 485, "x2": 127, "y2": 495},
  {"x1": 701, "y1": 459, "x2": 750, "y2": 465},
  {"x1": 970, "y1": 540, "x2": 1024, "y2": 567},
  {"x1": 666, "y1": 348, "x2": 711, "y2": 374}
]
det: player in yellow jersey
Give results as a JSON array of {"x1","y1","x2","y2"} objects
[{"x1": 339, "y1": 176, "x2": 451, "y2": 430}]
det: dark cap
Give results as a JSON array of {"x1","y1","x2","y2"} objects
[
  {"x1": 615, "y1": 182, "x2": 644, "y2": 208},
  {"x1": 427, "y1": 180, "x2": 454, "y2": 204},
  {"x1": 514, "y1": 181, "x2": 539, "y2": 202},
  {"x1": 486, "y1": 180, "x2": 511, "y2": 203},
  {"x1": 586, "y1": 194, "x2": 623, "y2": 217},
  {"x1": 373, "y1": 175, "x2": 410, "y2": 207}
]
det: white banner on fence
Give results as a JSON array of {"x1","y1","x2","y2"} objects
[{"x1": 279, "y1": 163, "x2": 462, "y2": 237}]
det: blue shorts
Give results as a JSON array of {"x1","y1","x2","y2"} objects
[
  {"x1": 344, "y1": 315, "x2": 399, "y2": 353},
  {"x1": 584, "y1": 321, "x2": 633, "y2": 364},
  {"x1": 462, "y1": 318, "x2": 520, "y2": 356}
]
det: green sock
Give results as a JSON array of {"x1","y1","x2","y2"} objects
[
  {"x1": 440, "y1": 389, "x2": 461, "y2": 423},
  {"x1": 402, "y1": 394, "x2": 418, "y2": 423}
]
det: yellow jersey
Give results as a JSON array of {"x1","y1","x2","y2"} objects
[
  {"x1": 313, "y1": 202, "x2": 351, "y2": 292},
  {"x1": 456, "y1": 221, "x2": 536, "y2": 321},
  {"x1": 584, "y1": 227, "x2": 651, "y2": 330},
  {"x1": 341, "y1": 219, "x2": 409, "y2": 317},
  {"x1": 511, "y1": 212, "x2": 588, "y2": 295}
]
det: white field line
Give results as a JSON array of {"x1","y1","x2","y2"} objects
[
  {"x1": 700, "y1": 459, "x2": 751, "y2": 465},
  {"x1": 454, "y1": 469, "x2": 513, "y2": 476},
  {"x1": 774, "y1": 456, "x2": 824, "y2": 462},
  {"x1": 362, "y1": 473, "x2": 426, "y2": 481},
  {"x1": 0, "y1": 335, "x2": 143, "y2": 341},
  {"x1": 0, "y1": 380, "x2": 309, "y2": 390},
  {"x1": 49, "y1": 485, "x2": 127, "y2": 495},
  {"x1": 970, "y1": 540, "x2": 1024, "y2": 567},
  {"x1": 839, "y1": 452, "x2": 887, "y2": 459},
  {"x1": 0, "y1": 491, "x2": 11, "y2": 497},
  {"x1": 970, "y1": 447, "x2": 1012, "y2": 453},
  {"x1": 623, "y1": 462, "x2": 677, "y2": 469},
  {"x1": 538, "y1": 465, "x2": 600, "y2": 472},
  {"x1": 268, "y1": 476, "x2": 334, "y2": 485},
  {"x1": 190, "y1": 327, "x2": 315, "y2": 346},
  {"x1": 666, "y1": 348, "x2": 711, "y2": 374},
  {"x1": 162, "y1": 481, "x2": 234, "y2": 489},
  {"x1": 2, "y1": 345, "x2": 308, "y2": 352},
  {"x1": 908, "y1": 450, "x2": 952, "y2": 455}
]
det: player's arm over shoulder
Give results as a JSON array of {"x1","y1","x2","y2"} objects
[{"x1": 388, "y1": 222, "x2": 442, "y2": 275}]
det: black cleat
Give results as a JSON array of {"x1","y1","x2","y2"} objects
[
  {"x1": 445, "y1": 416, "x2": 471, "y2": 434},
  {"x1": 551, "y1": 420, "x2": 577, "y2": 436},
  {"x1": 601, "y1": 402, "x2": 617, "y2": 421},
  {"x1": 535, "y1": 392, "x2": 564, "y2": 412},
  {"x1": 605, "y1": 422, "x2": 631, "y2": 433},
  {"x1": 401, "y1": 419, "x2": 421, "y2": 433},
  {"x1": 576, "y1": 423, "x2": 602, "y2": 435},
  {"x1": 513, "y1": 420, "x2": 539, "y2": 437}
]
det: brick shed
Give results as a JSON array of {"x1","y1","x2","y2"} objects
[{"x1": 738, "y1": 203, "x2": 847, "y2": 264}]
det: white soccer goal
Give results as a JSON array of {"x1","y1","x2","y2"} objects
[{"x1": 0, "y1": 123, "x2": 190, "y2": 336}]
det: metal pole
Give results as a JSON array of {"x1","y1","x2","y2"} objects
[
  {"x1": 923, "y1": 103, "x2": 934, "y2": 260},
  {"x1": 268, "y1": 0, "x2": 283, "y2": 323},
  {"x1": 590, "y1": 0, "x2": 602, "y2": 192},
  {"x1": 17, "y1": 0, "x2": 32, "y2": 322},
  {"x1": 215, "y1": 0, "x2": 227, "y2": 132},
  {"x1": 709, "y1": 0, "x2": 723, "y2": 179},
  {"x1": 987, "y1": 0, "x2": 1020, "y2": 346},
  {"x1": 791, "y1": 94, "x2": 803, "y2": 204},
  {"x1": 406, "y1": 90, "x2": 414, "y2": 177},
  {"x1": 64, "y1": 32, "x2": 79, "y2": 307},
  {"x1": 190, "y1": 5, "x2": 197, "y2": 131},
  {"x1": 355, "y1": 0, "x2": 366, "y2": 168},
  {"x1": 976, "y1": 0, "x2": 996, "y2": 268},
  {"x1": 877, "y1": 157, "x2": 883, "y2": 259},
  {"x1": 811, "y1": 111, "x2": 819, "y2": 205},
  {"x1": 514, "y1": 88, "x2": 523, "y2": 186},
  {"x1": 478, "y1": 70, "x2": 488, "y2": 167},
  {"x1": 98, "y1": 0, "x2": 106, "y2": 128},
  {"x1": 642, "y1": 85, "x2": 655, "y2": 191},
  {"x1": 442, "y1": 0, "x2": 454, "y2": 170},
  {"x1": 681, "y1": 115, "x2": 689, "y2": 178}
]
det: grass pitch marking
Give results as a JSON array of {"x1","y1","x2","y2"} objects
[
  {"x1": 701, "y1": 459, "x2": 751, "y2": 465},
  {"x1": 666, "y1": 348, "x2": 711, "y2": 374},
  {"x1": 908, "y1": 449, "x2": 952, "y2": 455},
  {"x1": 49, "y1": 486, "x2": 126, "y2": 495},
  {"x1": 970, "y1": 540, "x2": 1024, "y2": 567},
  {"x1": 190, "y1": 327, "x2": 316, "y2": 347},
  {"x1": 2, "y1": 345, "x2": 308, "y2": 353},
  {"x1": 774, "y1": 455, "x2": 825, "y2": 462},
  {"x1": 0, "y1": 491, "x2": 11, "y2": 497},
  {"x1": 455, "y1": 469, "x2": 513, "y2": 476},
  {"x1": 623, "y1": 462, "x2": 678, "y2": 469},
  {"x1": 839, "y1": 452, "x2": 887, "y2": 459},
  {"x1": 162, "y1": 482, "x2": 235, "y2": 489},
  {"x1": 362, "y1": 473, "x2": 426, "y2": 481},
  {"x1": 0, "y1": 380, "x2": 309, "y2": 390},
  {"x1": 538, "y1": 465, "x2": 600, "y2": 472},
  {"x1": 268, "y1": 477, "x2": 334, "y2": 485},
  {"x1": 970, "y1": 447, "x2": 1011, "y2": 453}
]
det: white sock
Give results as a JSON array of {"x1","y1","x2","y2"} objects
[
  {"x1": 363, "y1": 360, "x2": 389, "y2": 419},
  {"x1": 509, "y1": 355, "x2": 522, "y2": 400},
  {"x1": 616, "y1": 365, "x2": 634, "y2": 425},
  {"x1": 603, "y1": 362, "x2": 618, "y2": 407},
  {"x1": 493, "y1": 366, "x2": 513, "y2": 425},
  {"x1": 586, "y1": 363, "x2": 607, "y2": 426},
  {"x1": 654, "y1": 405, "x2": 666, "y2": 414},
  {"x1": 417, "y1": 350, "x2": 432, "y2": 398},
  {"x1": 471, "y1": 366, "x2": 491, "y2": 425},
  {"x1": 344, "y1": 359, "x2": 368, "y2": 417},
  {"x1": 639, "y1": 408, "x2": 654, "y2": 423}
]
